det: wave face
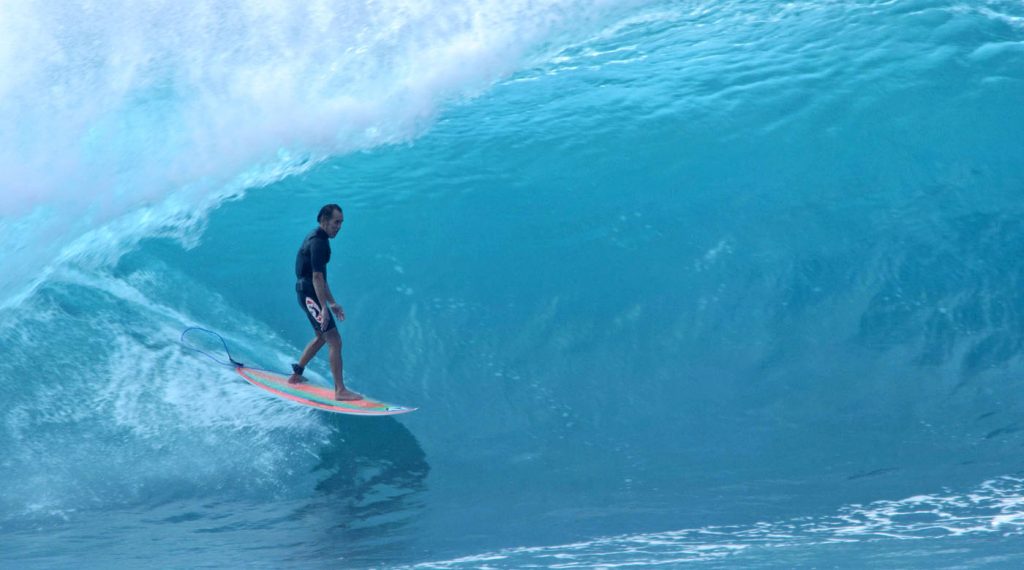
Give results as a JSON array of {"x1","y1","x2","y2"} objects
[{"x1": 3, "y1": 0, "x2": 1024, "y2": 567}]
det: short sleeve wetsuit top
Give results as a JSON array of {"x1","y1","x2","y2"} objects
[{"x1": 295, "y1": 227, "x2": 336, "y2": 333}]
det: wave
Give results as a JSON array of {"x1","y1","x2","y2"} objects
[{"x1": 2, "y1": 0, "x2": 1024, "y2": 565}]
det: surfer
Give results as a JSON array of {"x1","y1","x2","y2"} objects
[{"x1": 288, "y1": 204, "x2": 362, "y2": 401}]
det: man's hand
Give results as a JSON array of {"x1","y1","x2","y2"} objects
[{"x1": 329, "y1": 302, "x2": 346, "y2": 322}]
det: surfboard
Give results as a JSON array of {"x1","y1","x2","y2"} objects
[{"x1": 235, "y1": 367, "x2": 416, "y2": 416}]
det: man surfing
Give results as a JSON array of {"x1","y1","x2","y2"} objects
[{"x1": 288, "y1": 203, "x2": 362, "y2": 401}]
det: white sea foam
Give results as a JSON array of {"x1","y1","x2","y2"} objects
[{"x1": 407, "y1": 477, "x2": 1024, "y2": 568}]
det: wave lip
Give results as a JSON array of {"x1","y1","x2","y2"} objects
[{"x1": 0, "y1": 0, "x2": 634, "y2": 310}]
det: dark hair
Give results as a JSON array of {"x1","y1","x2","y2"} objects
[{"x1": 317, "y1": 204, "x2": 343, "y2": 223}]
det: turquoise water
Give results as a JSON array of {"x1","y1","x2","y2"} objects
[{"x1": 3, "y1": 1, "x2": 1024, "y2": 567}]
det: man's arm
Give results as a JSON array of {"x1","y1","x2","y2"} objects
[{"x1": 312, "y1": 272, "x2": 345, "y2": 326}]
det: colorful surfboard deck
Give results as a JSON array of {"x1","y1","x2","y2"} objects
[{"x1": 235, "y1": 367, "x2": 416, "y2": 416}]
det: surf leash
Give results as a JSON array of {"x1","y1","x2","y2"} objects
[{"x1": 179, "y1": 326, "x2": 247, "y2": 368}]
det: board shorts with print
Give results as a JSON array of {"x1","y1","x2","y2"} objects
[{"x1": 296, "y1": 280, "x2": 336, "y2": 335}]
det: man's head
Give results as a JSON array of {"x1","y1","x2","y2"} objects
[{"x1": 318, "y1": 204, "x2": 344, "y2": 238}]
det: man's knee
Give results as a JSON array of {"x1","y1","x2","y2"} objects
[{"x1": 324, "y1": 329, "x2": 342, "y2": 349}]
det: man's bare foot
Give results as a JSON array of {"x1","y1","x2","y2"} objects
[
  {"x1": 335, "y1": 388, "x2": 362, "y2": 401},
  {"x1": 287, "y1": 374, "x2": 307, "y2": 384}
]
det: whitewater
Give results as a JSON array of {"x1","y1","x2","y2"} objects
[{"x1": 2, "y1": 0, "x2": 1024, "y2": 568}]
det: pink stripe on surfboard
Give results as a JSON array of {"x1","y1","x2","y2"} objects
[
  {"x1": 240, "y1": 367, "x2": 385, "y2": 408},
  {"x1": 241, "y1": 366, "x2": 370, "y2": 407},
  {"x1": 246, "y1": 378, "x2": 400, "y2": 415},
  {"x1": 235, "y1": 367, "x2": 415, "y2": 415}
]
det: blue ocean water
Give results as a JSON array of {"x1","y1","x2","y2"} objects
[{"x1": 2, "y1": 0, "x2": 1024, "y2": 567}]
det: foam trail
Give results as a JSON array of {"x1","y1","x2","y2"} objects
[{"x1": 0, "y1": 0, "x2": 638, "y2": 310}]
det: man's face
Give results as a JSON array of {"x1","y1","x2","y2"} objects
[{"x1": 322, "y1": 210, "x2": 344, "y2": 238}]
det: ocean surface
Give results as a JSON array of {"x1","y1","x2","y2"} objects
[{"x1": 2, "y1": 0, "x2": 1024, "y2": 567}]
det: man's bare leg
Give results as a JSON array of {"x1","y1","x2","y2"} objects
[
  {"x1": 289, "y1": 335, "x2": 326, "y2": 384},
  {"x1": 324, "y1": 328, "x2": 361, "y2": 400}
]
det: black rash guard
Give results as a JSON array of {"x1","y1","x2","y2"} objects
[{"x1": 295, "y1": 227, "x2": 331, "y2": 283}]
